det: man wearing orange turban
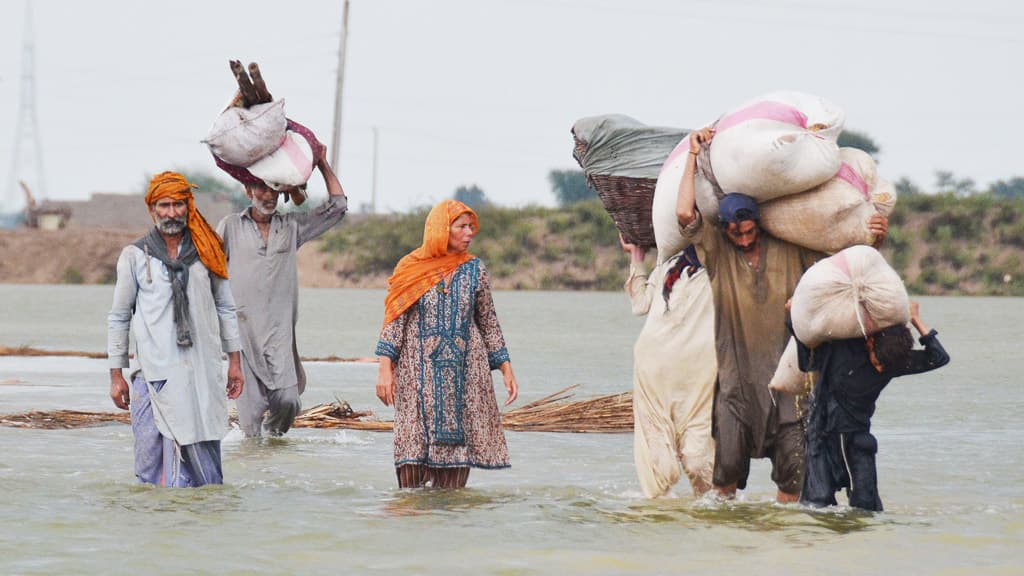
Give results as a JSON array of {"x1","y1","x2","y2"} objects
[
  {"x1": 107, "y1": 171, "x2": 244, "y2": 487},
  {"x1": 143, "y1": 171, "x2": 228, "y2": 279}
]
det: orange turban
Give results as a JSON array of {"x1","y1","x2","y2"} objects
[
  {"x1": 145, "y1": 171, "x2": 229, "y2": 279},
  {"x1": 383, "y1": 200, "x2": 478, "y2": 325}
]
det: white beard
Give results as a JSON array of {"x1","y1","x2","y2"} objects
[
  {"x1": 251, "y1": 196, "x2": 278, "y2": 217},
  {"x1": 156, "y1": 216, "x2": 187, "y2": 235}
]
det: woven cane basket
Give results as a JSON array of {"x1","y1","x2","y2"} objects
[
  {"x1": 573, "y1": 136, "x2": 657, "y2": 248},
  {"x1": 590, "y1": 174, "x2": 657, "y2": 248}
]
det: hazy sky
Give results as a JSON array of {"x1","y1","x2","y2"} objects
[{"x1": 0, "y1": 0, "x2": 1020, "y2": 214}]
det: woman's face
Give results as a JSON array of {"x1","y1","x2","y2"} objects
[{"x1": 447, "y1": 213, "x2": 476, "y2": 254}]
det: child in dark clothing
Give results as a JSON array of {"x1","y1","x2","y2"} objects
[{"x1": 795, "y1": 301, "x2": 950, "y2": 511}]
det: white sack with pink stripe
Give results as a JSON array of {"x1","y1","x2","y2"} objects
[
  {"x1": 790, "y1": 245, "x2": 909, "y2": 348},
  {"x1": 759, "y1": 147, "x2": 896, "y2": 254},
  {"x1": 710, "y1": 91, "x2": 844, "y2": 202},
  {"x1": 246, "y1": 130, "x2": 315, "y2": 191}
]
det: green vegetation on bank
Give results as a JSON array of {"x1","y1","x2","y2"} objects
[
  {"x1": 883, "y1": 193, "x2": 1024, "y2": 296},
  {"x1": 320, "y1": 195, "x2": 1024, "y2": 295},
  {"x1": 320, "y1": 200, "x2": 629, "y2": 290}
]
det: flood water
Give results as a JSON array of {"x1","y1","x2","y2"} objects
[{"x1": 1, "y1": 285, "x2": 1021, "y2": 575}]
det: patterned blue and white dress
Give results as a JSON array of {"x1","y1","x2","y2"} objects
[{"x1": 376, "y1": 258, "x2": 511, "y2": 469}]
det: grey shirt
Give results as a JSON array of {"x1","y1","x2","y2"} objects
[
  {"x1": 217, "y1": 195, "x2": 347, "y2": 391},
  {"x1": 107, "y1": 243, "x2": 241, "y2": 445}
]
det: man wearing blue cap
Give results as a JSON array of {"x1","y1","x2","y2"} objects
[{"x1": 675, "y1": 127, "x2": 888, "y2": 502}]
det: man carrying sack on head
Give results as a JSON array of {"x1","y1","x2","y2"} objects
[
  {"x1": 216, "y1": 131, "x2": 348, "y2": 438},
  {"x1": 108, "y1": 171, "x2": 244, "y2": 487}
]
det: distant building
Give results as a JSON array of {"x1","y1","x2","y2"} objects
[
  {"x1": 63, "y1": 192, "x2": 239, "y2": 230},
  {"x1": 32, "y1": 200, "x2": 71, "y2": 229}
]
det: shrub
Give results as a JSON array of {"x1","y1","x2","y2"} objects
[
  {"x1": 992, "y1": 203, "x2": 1021, "y2": 227},
  {"x1": 928, "y1": 209, "x2": 982, "y2": 241},
  {"x1": 539, "y1": 243, "x2": 562, "y2": 263},
  {"x1": 997, "y1": 221, "x2": 1024, "y2": 247},
  {"x1": 883, "y1": 226, "x2": 911, "y2": 272},
  {"x1": 63, "y1": 267, "x2": 85, "y2": 284},
  {"x1": 938, "y1": 269, "x2": 961, "y2": 291},
  {"x1": 928, "y1": 224, "x2": 953, "y2": 243},
  {"x1": 596, "y1": 265, "x2": 625, "y2": 291},
  {"x1": 99, "y1": 265, "x2": 117, "y2": 285},
  {"x1": 572, "y1": 242, "x2": 594, "y2": 268},
  {"x1": 918, "y1": 268, "x2": 938, "y2": 285},
  {"x1": 938, "y1": 244, "x2": 971, "y2": 271}
]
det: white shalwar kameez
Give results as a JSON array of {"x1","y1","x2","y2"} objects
[
  {"x1": 108, "y1": 245, "x2": 241, "y2": 449},
  {"x1": 626, "y1": 251, "x2": 717, "y2": 497}
]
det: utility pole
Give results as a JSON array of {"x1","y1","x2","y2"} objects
[
  {"x1": 330, "y1": 0, "x2": 350, "y2": 171},
  {"x1": 6, "y1": 1, "x2": 47, "y2": 215}
]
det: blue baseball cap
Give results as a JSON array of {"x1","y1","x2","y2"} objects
[{"x1": 718, "y1": 193, "x2": 760, "y2": 224}]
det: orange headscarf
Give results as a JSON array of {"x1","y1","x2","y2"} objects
[
  {"x1": 145, "y1": 171, "x2": 229, "y2": 279},
  {"x1": 383, "y1": 200, "x2": 479, "y2": 325}
]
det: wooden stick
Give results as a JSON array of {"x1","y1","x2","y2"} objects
[
  {"x1": 229, "y1": 59, "x2": 259, "y2": 107},
  {"x1": 248, "y1": 62, "x2": 273, "y2": 104}
]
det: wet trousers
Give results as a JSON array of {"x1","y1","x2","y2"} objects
[
  {"x1": 236, "y1": 362, "x2": 301, "y2": 438},
  {"x1": 397, "y1": 464, "x2": 470, "y2": 489},
  {"x1": 130, "y1": 374, "x2": 223, "y2": 487},
  {"x1": 802, "y1": 430, "x2": 882, "y2": 512}
]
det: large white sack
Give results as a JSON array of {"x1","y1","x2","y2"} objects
[
  {"x1": 204, "y1": 100, "x2": 287, "y2": 167},
  {"x1": 710, "y1": 91, "x2": 843, "y2": 202},
  {"x1": 768, "y1": 337, "x2": 817, "y2": 395},
  {"x1": 651, "y1": 135, "x2": 719, "y2": 264},
  {"x1": 791, "y1": 245, "x2": 910, "y2": 348},
  {"x1": 759, "y1": 147, "x2": 884, "y2": 253},
  {"x1": 247, "y1": 130, "x2": 315, "y2": 191}
]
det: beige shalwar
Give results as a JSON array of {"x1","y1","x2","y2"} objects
[
  {"x1": 686, "y1": 213, "x2": 823, "y2": 493},
  {"x1": 626, "y1": 252, "x2": 716, "y2": 497}
]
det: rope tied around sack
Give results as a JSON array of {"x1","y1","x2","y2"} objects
[
  {"x1": 695, "y1": 121, "x2": 727, "y2": 212},
  {"x1": 833, "y1": 250, "x2": 879, "y2": 338}
]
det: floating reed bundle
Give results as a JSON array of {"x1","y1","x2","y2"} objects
[
  {"x1": 0, "y1": 346, "x2": 107, "y2": 359},
  {"x1": 1, "y1": 409, "x2": 131, "y2": 429},
  {"x1": 0, "y1": 386, "x2": 634, "y2": 433},
  {"x1": 0, "y1": 346, "x2": 375, "y2": 363},
  {"x1": 501, "y1": 384, "x2": 633, "y2": 433}
]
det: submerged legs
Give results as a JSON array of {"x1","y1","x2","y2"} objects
[{"x1": 396, "y1": 464, "x2": 470, "y2": 489}]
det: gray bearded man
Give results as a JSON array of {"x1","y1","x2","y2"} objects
[
  {"x1": 217, "y1": 137, "x2": 347, "y2": 438},
  {"x1": 108, "y1": 171, "x2": 243, "y2": 487}
]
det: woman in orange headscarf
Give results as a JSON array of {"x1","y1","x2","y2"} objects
[{"x1": 375, "y1": 200, "x2": 518, "y2": 489}]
